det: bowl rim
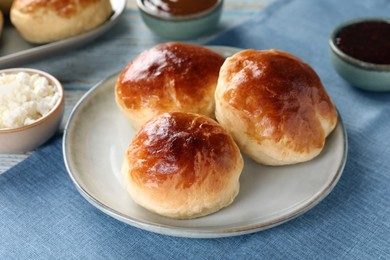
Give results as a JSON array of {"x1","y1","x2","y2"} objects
[
  {"x1": 136, "y1": 0, "x2": 223, "y2": 21},
  {"x1": 0, "y1": 68, "x2": 64, "y2": 134},
  {"x1": 329, "y1": 17, "x2": 390, "y2": 72}
]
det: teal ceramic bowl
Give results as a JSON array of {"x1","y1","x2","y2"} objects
[
  {"x1": 137, "y1": 0, "x2": 223, "y2": 40},
  {"x1": 329, "y1": 18, "x2": 390, "y2": 92}
]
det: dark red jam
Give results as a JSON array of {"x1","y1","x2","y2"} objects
[
  {"x1": 335, "y1": 21, "x2": 390, "y2": 65},
  {"x1": 143, "y1": 0, "x2": 218, "y2": 16}
]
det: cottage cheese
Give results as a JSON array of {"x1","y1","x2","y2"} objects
[{"x1": 0, "y1": 72, "x2": 60, "y2": 129}]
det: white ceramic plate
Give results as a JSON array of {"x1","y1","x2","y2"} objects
[
  {"x1": 0, "y1": 0, "x2": 126, "y2": 68},
  {"x1": 63, "y1": 46, "x2": 348, "y2": 238}
]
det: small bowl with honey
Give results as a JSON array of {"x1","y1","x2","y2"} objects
[
  {"x1": 137, "y1": 0, "x2": 223, "y2": 40},
  {"x1": 329, "y1": 17, "x2": 390, "y2": 92}
]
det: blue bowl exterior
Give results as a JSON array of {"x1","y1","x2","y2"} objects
[
  {"x1": 330, "y1": 50, "x2": 390, "y2": 92},
  {"x1": 139, "y1": 3, "x2": 222, "y2": 40}
]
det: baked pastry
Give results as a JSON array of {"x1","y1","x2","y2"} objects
[
  {"x1": 115, "y1": 42, "x2": 225, "y2": 130},
  {"x1": 215, "y1": 49, "x2": 338, "y2": 165},
  {"x1": 121, "y1": 112, "x2": 243, "y2": 219},
  {"x1": 10, "y1": 0, "x2": 113, "y2": 43}
]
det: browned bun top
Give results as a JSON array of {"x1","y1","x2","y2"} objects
[
  {"x1": 116, "y1": 42, "x2": 225, "y2": 113},
  {"x1": 11, "y1": 0, "x2": 113, "y2": 43},
  {"x1": 126, "y1": 112, "x2": 240, "y2": 189},
  {"x1": 220, "y1": 49, "x2": 337, "y2": 153},
  {"x1": 13, "y1": 0, "x2": 101, "y2": 17}
]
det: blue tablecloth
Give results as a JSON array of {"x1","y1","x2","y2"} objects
[{"x1": 1, "y1": 0, "x2": 389, "y2": 258}]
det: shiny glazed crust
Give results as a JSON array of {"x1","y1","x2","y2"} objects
[
  {"x1": 115, "y1": 42, "x2": 225, "y2": 130},
  {"x1": 10, "y1": 0, "x2": 113, "y2": 43},
  {"x1": 215, "y1": 49, "x2": 338, "y2": 165},
  {"x1": 122, "y1": 112, "x2": 243, "y2": 219}
]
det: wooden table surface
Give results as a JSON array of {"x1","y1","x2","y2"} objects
[{"x1": 0, "y1": 0, "x2": 273, "y2": 173}]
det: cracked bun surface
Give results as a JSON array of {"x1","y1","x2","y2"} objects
[
  {"x1": 10, "y1": 0, "x2": 113, "y2": 43},
  {"x1": 121, "y1": 112, "x2": 243, "y2": 219},
  {"x1": 215, "y1": 49, "x2": 338, "y2": 165},
  {"x1": 115, "y1": 42, "x2": 225, "y2": 130}
]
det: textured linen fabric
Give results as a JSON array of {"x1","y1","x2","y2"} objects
[{"x1": 1, "y1": 0, "x2": 390, "y2": 258}]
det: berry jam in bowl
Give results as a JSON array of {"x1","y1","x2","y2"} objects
[
  {"x1": 137, "y1": 0, "x2": 223, "y2": 40},
  {"x1": 329, "y1": 18, "x2": 390, "y2": 91}
]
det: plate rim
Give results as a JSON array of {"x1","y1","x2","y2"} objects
[
  {"x1": 0, "y1": 0, "x2": 126, "y2": 68},
  {"x1": 63, "y1": 46, "x2": 348, "y2": 238}
]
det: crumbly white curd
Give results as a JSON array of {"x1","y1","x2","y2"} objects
[{"x1": 0, "y1": 72, "x2": 60, "y2": 129}]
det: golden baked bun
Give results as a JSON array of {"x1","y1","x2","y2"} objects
[
  {"x1": 115, "y1": 42, "x2": 225, "y2": 130},
  {"x1": 0, "y1": 0, "x2": 13, "y2": 13},
  {"x1": 122, "y1": 112, "x2": 243, "y2": 219},
  {"x1": 215, "y1": 49, "x2": 338, "y2": 165},
  {"x1": 10, "y1": 0, "x2": 113, "y2": 43}
]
